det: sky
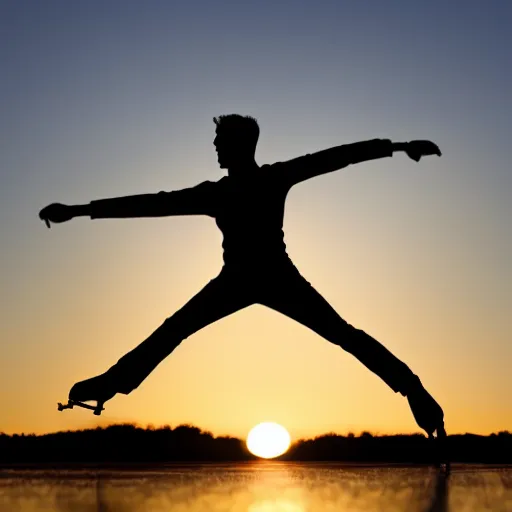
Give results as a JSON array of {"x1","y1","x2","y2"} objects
[{"x1": 1, "y1": 0, "x2": 511, "y2": 439}]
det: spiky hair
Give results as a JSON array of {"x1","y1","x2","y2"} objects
[{"x1": 213, "y1": 114, "x2": 260, "y2": 147}]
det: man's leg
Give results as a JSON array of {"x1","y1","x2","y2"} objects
[
  {"x1": 259, "y1": 268, "x2": 444, "y2": 435},
  {"x1": 70, "y1": 269, "x2": 252, "y2": 400}
]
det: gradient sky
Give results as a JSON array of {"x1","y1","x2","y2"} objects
[{"x1": 1, "y1": 0, "x2": 511, "y2": 439}]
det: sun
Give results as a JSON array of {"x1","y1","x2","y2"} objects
[{"x1": 246, "y1": 422, "x2": 291, "y2": 459}]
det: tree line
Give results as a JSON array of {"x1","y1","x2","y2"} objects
[{"x1": 0, "y1": 424, "x2": 510, "y2": 465}]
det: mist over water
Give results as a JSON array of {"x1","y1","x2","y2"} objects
[{"x1": 0, "y1": 463, "x2": 510, "y2": 512}]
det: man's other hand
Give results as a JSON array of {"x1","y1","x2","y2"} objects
[
  {"x1": 39, "y1": 203, "x2": 74, "y2": 228},
  {"x1": 406, "y1": 140, "x2": 442, "y2": 162}
]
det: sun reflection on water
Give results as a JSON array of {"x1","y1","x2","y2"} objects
[{"x1": 248, "y1": 499, "x2": 305, "y2": 512}]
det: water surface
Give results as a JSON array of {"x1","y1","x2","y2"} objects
[{"x1": 0, "y1": 462, "x2": 510, "y2": 511}]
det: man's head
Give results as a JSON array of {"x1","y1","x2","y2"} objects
[{"x1": 213, "y1": 114, "x2": 260, "y2": 169}]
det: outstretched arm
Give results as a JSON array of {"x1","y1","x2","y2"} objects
[
  {"x1": 278, "y1": 139, "x2": 442, "y2": 186},
  {"x1": 39, "y1": 181, "x2": 216, "y2": 228}
]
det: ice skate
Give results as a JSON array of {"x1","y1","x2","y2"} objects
[
  {"x1": 57, "y1": 370, "x2": 119, "y2": 416},
  {"x1": 406, "y1": 375, "x2": 449, "y2": 469}
]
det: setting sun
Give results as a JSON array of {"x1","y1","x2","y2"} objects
[{"x1": 246, "y1": 422, "x2": 291, "y2": 459}]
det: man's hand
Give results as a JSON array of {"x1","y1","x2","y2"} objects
[
  {"x1": 405, "y1": 140, "x2": 442, "y2": 162},
  {"x1": 39, "y1": 203, "x2": 75, "y2": 228}
]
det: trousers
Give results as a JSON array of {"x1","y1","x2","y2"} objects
[{"x1": 113, "y1": 261, "x2": 415, "y2": 396}]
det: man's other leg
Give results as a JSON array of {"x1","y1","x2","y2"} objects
[
  {"x1": 260, "y1": 270, "x2": 416, "y2": 396},
  {"x1": 260, "y1": 269, "x2": 444, "y2": 435},
  {"x1": 71, "y1": 270, "x2": 252, "y2": 399}
]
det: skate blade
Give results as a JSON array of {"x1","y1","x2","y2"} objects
[
  {"x1": 428, "y1": 423, "x2": 451, "y2": 472},
  {"x1": 57, "y1": 399, "x2": 105, "y2": 416}
]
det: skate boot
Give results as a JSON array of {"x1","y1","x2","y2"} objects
[
  {"x1": 406, "y1": 375, "x2": 449, "y2": 469},
  {"x1": 57, "y1": 368, "x2": 120, "y2": 416}
]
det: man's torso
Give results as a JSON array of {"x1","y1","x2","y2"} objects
[{"x1": 211, "y1": 165, "x2": 292, "y2": 267}]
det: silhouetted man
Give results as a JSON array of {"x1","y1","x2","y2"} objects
[{"x1": 40, "y1": 114, "x2": 445, "y2": 439}]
